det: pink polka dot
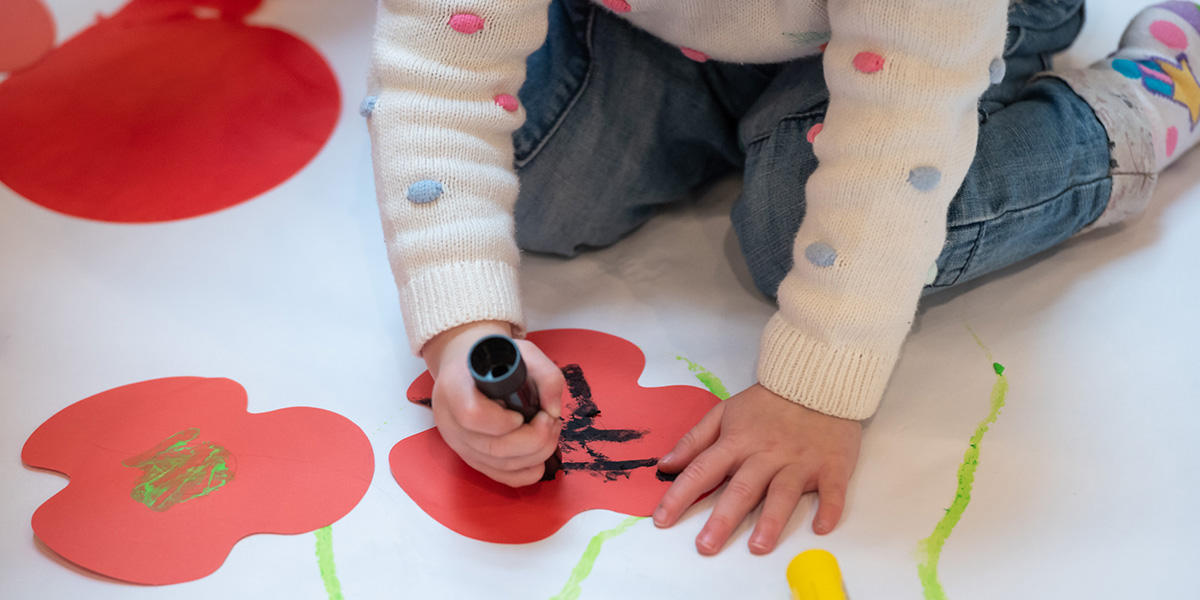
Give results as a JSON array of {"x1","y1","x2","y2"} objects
[
  {"x1": 1166, "y1": 126, "x2": 1179, "y2": 158},
  {"x1": 1151, "y1": 19, "x2": 1189, "y2": 50},
  {"x1": 680, "y1": 47, "x2": 709, "y2": 63},
  {"x1": 853, "y1": 51, "x2": 885, "y2": 73},
  {"x1": 603, "y1": 0, "x2": 632, "y2": 13},
  {"x1": 448, "y1": 13, "x2": 484, "y2": 34},
  {"x1": 806, "y1": 123, "x2": 823, "y2": 144},
  {"x1": 494, "y1": 94, "x2": 519, "y2": 112}
]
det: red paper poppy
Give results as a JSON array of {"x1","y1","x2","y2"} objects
[
  {"x1": 22, "y1": 377, "x2": 374, "y2": 585},
  {"x1": 0, "y1": 0, "x2": 340, "y2": 223},
  {"x1": 390, "y1": 329, "x2": 721, "y2": 544}
]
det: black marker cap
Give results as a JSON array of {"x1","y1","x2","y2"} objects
[{"x1": 469, "y1": 335, "x2": 528, "y2": 400}]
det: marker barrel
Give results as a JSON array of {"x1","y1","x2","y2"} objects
[{"x1": 469, "y1": 335, "x2": 562, "y2": 481}]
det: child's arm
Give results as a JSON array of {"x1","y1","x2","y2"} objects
[
  {"x1": 367, "y1": 0, "x2": 549, "y2": 353},
  {"x1": 368, "y1": 1, "x2": 563, "y2": 486},
  {"x1": 655, "y1": 0, "x2": 1010, "y2": 554}
]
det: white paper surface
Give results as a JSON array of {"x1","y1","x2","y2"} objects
[{"x1": 2, "y1": 0, "x2": 1197, "y2": 598}]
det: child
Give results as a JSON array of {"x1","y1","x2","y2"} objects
[{"x1": 365, "y1": 0, "x2": 1195, "y2": 555}]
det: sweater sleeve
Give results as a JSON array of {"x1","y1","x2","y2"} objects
[
  {"x1": 756, "y1": 0, "x2": 1010, "y2": 419},
  {"x1": 367, "y1": 0, "x2": 550, "y2": 354}
]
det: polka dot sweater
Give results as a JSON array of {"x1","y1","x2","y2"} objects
[{"x1": 366, "y1": 0, "x2": 1010, "y2": 420}]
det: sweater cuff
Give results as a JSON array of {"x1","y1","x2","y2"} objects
[
  {"x1": 398, "y1": 260, "x2": 526, "y2": 355},
  {"x1": 756, "y1": 313, "x2": 896, "y2": 420}
]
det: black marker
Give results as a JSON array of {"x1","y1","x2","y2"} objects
[{"x1": 468, "y1": 334, "x2": 562, "y2": 481}]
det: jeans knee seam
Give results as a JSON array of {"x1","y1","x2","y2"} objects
[
  {"x1": 944, "y1": 176, "x2": 1109, "y2": 285},
  {"x1": 514, "y1": 7, "x2": 596, "y2": 169},
  {"x1": 951, "y1": 176, "x2": 1109, "y2": 229}
]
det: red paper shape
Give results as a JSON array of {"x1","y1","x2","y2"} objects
[
  {"x1": 390, "y1": 329, "x2": 721, "y2": 544},
  {"x1": 0, "y1": 0, "x2": 340, "y2": 223},
  {"x1": 0, "y1": 0, "x2": 55, "y2": 72},
  {"x1": 22, "y1": 377, "x2": 374, "y2": 585}
]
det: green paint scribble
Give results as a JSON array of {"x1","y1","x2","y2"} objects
[
  {"x1": 916, "y1": 332, "x2": 1009, "y2": 600},
  {"x1": 550, "y1": 516, "x2": 643, "y2": 600},
  {"x1": 315, "y1": 525, "x2": 344, "y2": 600},
  {"x1": 122, "y1": 428, "x2": 234, "y2": 511},
  {"x1": 675, "y1": 356, "x2": 730, "y2": 400},
  {"x1": 783, "y1": 31, "x2": 832, "y2": 45}
]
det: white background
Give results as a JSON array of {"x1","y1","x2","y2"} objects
[{"x1": 1, "y1": 0, "x2": 1197, "y2": 598}]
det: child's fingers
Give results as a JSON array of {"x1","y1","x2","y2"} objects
[
  {"x1": 456, "y1": 432, "x2": 555, "y2": 473},
  {"x1": 657, "y1": 403, "x2": 724, "y2": 473},
  {"x1": 448, "y1": 390, "x2": 525, "y2": 436},
  {"x1": 748, "y1": 464, "x2": 812, "y2": 555},
  {"x1": 653, "y1": 445, "x2": 735, "y2": 528},
  {"x1": 517, "y1": 341, "x2": 565, "y2": 420},
  {"x1": 459, "y1": 416, "x2": 558, "y2": 461},
  {"x1": 812, "y1": 466, "x2": 850, "y2": 535},
  {"x1": 471, "y1": 460, "x2": 547, "y2": 488},
  {"x1": 532, "y1": 409, "x2": 563, "y2": 453},
  {"x1": 695, "y1": 457, "x2": 779, "y2": 556},
  {"x1": 470, "y1": 445, "x2": 554, "y2": 473}
]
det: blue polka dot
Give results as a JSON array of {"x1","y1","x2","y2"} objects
[
  {"x1": 908, "y1": 166, "x2": 942, "y2": 191},
  {"x1": 988, "y1": 57, "x2": 1006, "y2": 85},
  {"x1": 359, "y1": 96, "x2": 378, "y2": 118},
  {"x1": 805, "y1": 242, "x2": 837, "y2": 267},
  {"x1": 407, "y1": 180, "x2": 443, "y2": 204},
  {"x1": 1111, "y1": 58, "x2": 1141, "y2": 79}
]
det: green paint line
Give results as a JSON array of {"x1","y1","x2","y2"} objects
[
  {"x1": 315, "y1": 525, "x2": 344, "y2": 600},
  {"x1": 967, "y1": 326, "x2": 993, "y2": 361},
  {"x1": 549, "y1": 516, "x2": 643, "y2": 600},
  {"x1": 122, "y1": 428, "x2": 234, "y2": 511},
  {"x1": 915, "y1": 336, "x2": 1009, "y2": 600},
  {"x1": 374, "y1": 415, "x2": 395, "y2": 435},
  {"x1": 675, "y1": 356, "x2": 730, "y2": 400}
]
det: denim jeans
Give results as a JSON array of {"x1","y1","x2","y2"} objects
[{"x1": 513, "y1": 0, "x2": 1109, "y2": 298}]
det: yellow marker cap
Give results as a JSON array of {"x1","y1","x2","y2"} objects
[{"x1": 786, "y1": 549, "x2": 846, "y2": 600}]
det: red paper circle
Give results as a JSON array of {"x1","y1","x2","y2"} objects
[{"x1": 0, "y1": 0, "x2": 340, "y2": 223}]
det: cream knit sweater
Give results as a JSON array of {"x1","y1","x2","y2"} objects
[{"x1": 367, "y1": 0, "x2": 1010, "y2": 419}]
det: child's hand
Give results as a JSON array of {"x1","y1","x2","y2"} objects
[
  {"x1": 653, "y1": 384, "x2": 861, "y2": 555},
  {"x1": 420, "y1": 321, "x2": 564, "y2": 487}
]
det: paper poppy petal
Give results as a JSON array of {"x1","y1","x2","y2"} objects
[{"x1": 22, "y1": 377, "x2": 374, "y2": 585}]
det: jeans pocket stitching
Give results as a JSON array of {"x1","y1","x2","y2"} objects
[
  {"x1": 745, "y1": 106, "x2": 829, "y2": 148},
  {"x1": 514, "y1": 6, "x2": 596, "y2": 169},
  {"x1": 945, "y1": 222, "x2": 986, "y2": 287},
  {"x1": 1003, "y1": 25, "x2": 1026, "y2": 59}
]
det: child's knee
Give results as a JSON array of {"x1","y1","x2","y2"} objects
[{"x1": 513, "y1": 186, "x2": 649, "y2": 257}]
